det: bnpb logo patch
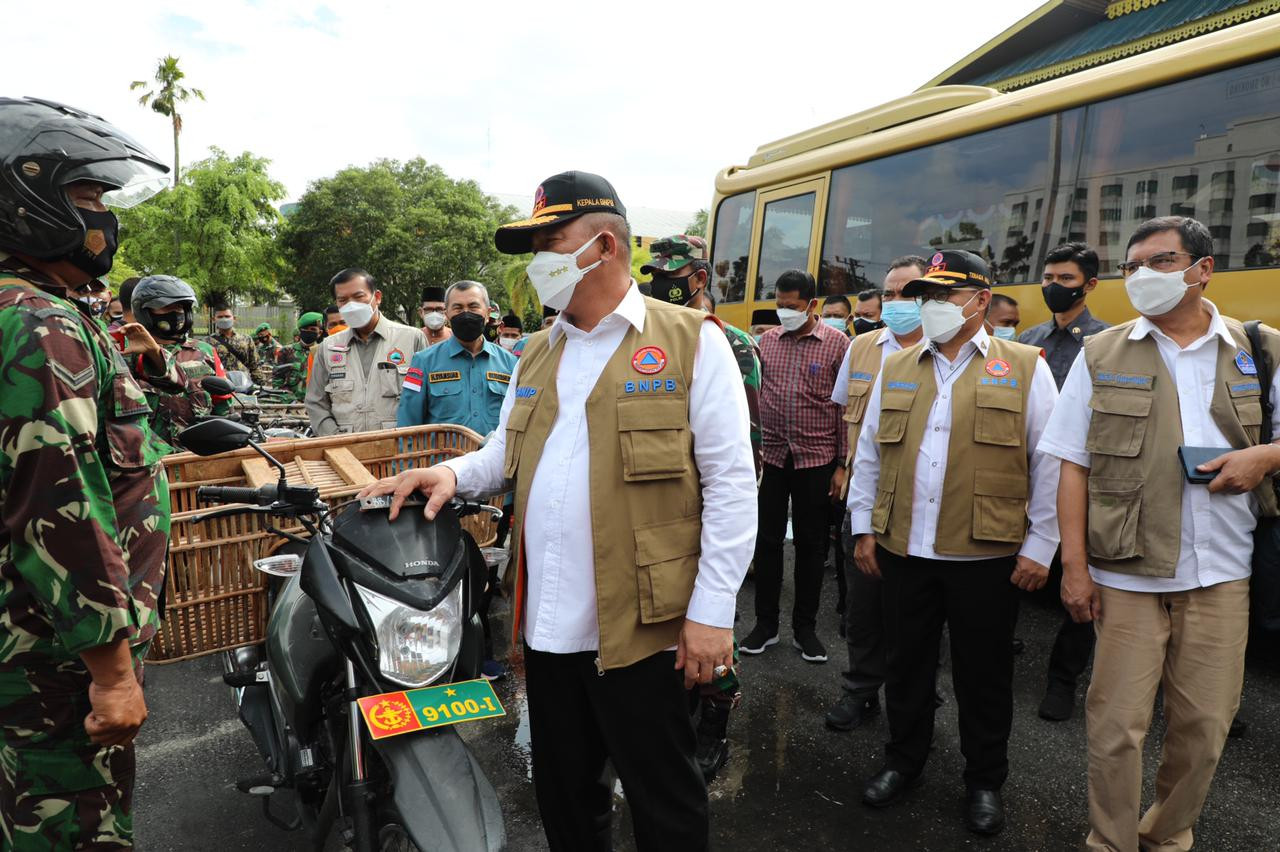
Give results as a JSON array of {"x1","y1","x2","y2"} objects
[
  {"x1": 632, "y1": 346, "x2": 667, "y2": 375},
  {"x1": 985, "y1": 358, "x2": 1011, "y2": 378},
  {"x1": 931, "y1": 251, "x2": 944, "y2": 266}
]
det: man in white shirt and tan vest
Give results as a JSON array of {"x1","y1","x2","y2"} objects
[
  {"x1": 306, "y1": 267, "x2": 427, "y2": 435},
  {"x1": 848, "y1": 249, "x2": 1060, "y2": 836},
  {"x1": 824, "y1": 255, "x2": 927, "y2": 732},
  {"x1": 357, "y1": 171, "x2": 757, "y2": 852},
  {"x1": 1037, "y1": 215, "x2": 1280, "y2": 852}
]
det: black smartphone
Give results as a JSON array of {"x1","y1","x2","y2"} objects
[{"x1": 1178, "y1": 446, "x2": 1230, "y2": 485}]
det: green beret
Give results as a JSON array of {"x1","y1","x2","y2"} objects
[
  {"x1": 255, "y1": 322, "x2": 271, "y2": 333},
  {"x1": 297, "y1": 311, "x2": 324, "y2": 329}
]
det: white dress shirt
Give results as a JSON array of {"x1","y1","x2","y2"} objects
[
  {"x1": 1037, "y1": 300, "x2": 1280, "y2": 593},
  {"x1": 441, "y1": 284, "x2": 757, "y2": 654},
  {"x1": 848, "y1": 327, "x2": 1061, "y2": 566},
  {"x1": 830, "y1": 328, "x2": 916, "y2": 407}
]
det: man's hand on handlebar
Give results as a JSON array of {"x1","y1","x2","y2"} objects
[{"x1": 358, "y1": 466, "x2": 458, "y2": 521}]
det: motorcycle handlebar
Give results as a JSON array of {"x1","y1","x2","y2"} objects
[{"x1": 197, "y1": 484, "x2": 278, "y2": 506}]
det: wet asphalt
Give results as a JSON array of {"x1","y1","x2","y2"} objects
[{"x1": 134, "y1": 561, "x2": 1280, "y2": 851}]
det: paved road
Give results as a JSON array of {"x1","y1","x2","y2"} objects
[{"x1": 135, "y1": 567, "x2": 1280, "y2": 850}]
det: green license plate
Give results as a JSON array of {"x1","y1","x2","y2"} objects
[{"x1": 357, "y1": 678, "x2": 506, "y2": 740}]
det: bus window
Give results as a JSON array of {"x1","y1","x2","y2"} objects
[
  {"x1": 1064, "y1": 55, "x2": 1280, "y2": 275},
  {"x1": 819, "y1": 116, "x2": 1060, "y2": 294},
  {"x1": 711, "y1": 191, "x2": 755, "y2": 303},
  {"x1": 755, "y1": 192, "x2": 816, "y2": 301}
]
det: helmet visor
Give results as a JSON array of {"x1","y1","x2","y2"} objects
[{"x1": 62, "y1": 158, "x2": 170, "y2": 208}]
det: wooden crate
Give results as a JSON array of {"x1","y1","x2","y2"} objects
[{"x1": 150, "y1": 425, "x2": 498, "y2": 663}]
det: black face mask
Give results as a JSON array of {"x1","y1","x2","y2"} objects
[
  {"x1": 450, "y1": 311, "x2": 485, "y2": 343},
  {"x1": 1042, "y1": 282, "x2": 1086, "y2": 314},
  {"x1": 108, "y1": 313, "x2": 124, "y2": 324},
  {"x1": 142, "y1": 305, "x2": 194, "y2": 342},
  {"x1": 67, "y1": 208, "x2": 120, "y2": 279},
  {"x1": 853, "y1": 317, "x2": 885, "y2": 336},
  {"x1": 483, "y1": 322, "x2": 500, "y2": 343},
  {"x1": 656, "y1": 273, "x2": 700, "y2": 307},
  {"x1": 299, "y1": 328, "x2": 321, "y2": 345}
]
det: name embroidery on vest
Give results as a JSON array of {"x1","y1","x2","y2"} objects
[
  {"x1": 624, "y1": 379, "x2": 679, "y2": 394},
  {"x1": 428, "y1": 371, "x2": 461, "y2": 383}
]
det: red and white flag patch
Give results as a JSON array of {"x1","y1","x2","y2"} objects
[{"x1": 402, "y1": 366, "x2": 424, "y2": 391}]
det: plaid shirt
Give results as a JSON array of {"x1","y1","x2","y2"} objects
[{"x1": 758, "y1": 319, "x2": 850, "y2": 469}]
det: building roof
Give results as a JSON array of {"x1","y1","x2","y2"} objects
[
  {"x1": 489, "y1": 193, "x2": 696, "y2": 241},
  {"x1": 925, "y1": 0, "x2": 1280, "y2": 91}
]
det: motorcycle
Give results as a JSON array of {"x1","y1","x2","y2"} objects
[
  {"x1": 203, "y1": 375, "x2": 310, "y2": 440},
  {"x1": 178, "y1": 417, "x2": 507, "y2": 851}
]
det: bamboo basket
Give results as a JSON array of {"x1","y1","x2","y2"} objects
[{"x1": 149, "y1": 425, "x2": 499, "y2": 663}]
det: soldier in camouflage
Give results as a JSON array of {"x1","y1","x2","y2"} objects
[
  {"x1": 0, "y1": 96, "x2": 171, "y2": 851},
  {"x1": 206, "y1": 304, "x2": 257, "y2": 384},
  {"x1": 253, "y1": 322, "x2": 284, "y2": 387},
  {"x1": 643, "y1": 233, "x2": 761, "y2": 783},
  {"x1": 279, "y1": 311, "x2": 324, "y2": 401}
]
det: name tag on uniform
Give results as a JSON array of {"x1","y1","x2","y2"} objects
[
  {"x1": 428, "y1": 371, "x2": 461, "y2": 383},
  {"x1": 515, "y1": 386, "x2": 538, "y2": 398},
  {"x1": 1229, "y1": 381, "x2": 1261, "y2": 395},
  {"x1": 981, "y1": 377, "x2": 1019, "y2": 388},
  {"x1": 885, "y1": 381, "x2": 918, "y2": 391},
  {"x1": 849, "y1": 371, "x2": 874, "y2": 382},
  {"x1": 403, "y1": 367, "x2": 424, "y2": 392},
  {"x1": 623, "y1": 378, "x2": 680, "y2": 394},
  {"x1": 486, "y1": 371, "x2": 511, "y2": 384},
  {"x1": 1093, "y1": 372, "x2": 1154, "y2": 389}
]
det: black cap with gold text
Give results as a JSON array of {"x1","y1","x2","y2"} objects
[
  {"x1": 495, "y1": 171, "x2": 627, "y2": 254},
  {"x1": 901, "y1": 249, "x2": 994, "y2": 298}
]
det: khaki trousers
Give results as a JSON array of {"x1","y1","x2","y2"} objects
[{"x1": 1084, "y1": 579, "x2": 1249, "y2": 852}]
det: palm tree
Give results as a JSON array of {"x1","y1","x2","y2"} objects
[{"x1": 131, "y1": 56, "x2": 204, "y2": 187}]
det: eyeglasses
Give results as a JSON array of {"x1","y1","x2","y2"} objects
[
  {"x1": 1117, "y1": 251, "x2": 1198, "y2": 276},
  {"x1": 914, "y1": 288, "x2": 979, "y2": 305}
]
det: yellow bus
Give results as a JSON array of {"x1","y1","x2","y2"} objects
[{"x1": 707, "y1": 11, "x2": 1280, "y2": 334}]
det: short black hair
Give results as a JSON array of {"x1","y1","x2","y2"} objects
[
  {"x1": 856, "y1": 289, "x2": 883, "y2": 306},
  {"x1": 330, "y1": 267, "x2": 376, "y2": 296},
  {"x1": 117, "y1": 277, "x2": 141, "y2": 310},
  {"x1": 888, "y1": 255, "x2": 928, "y2": 275},
  {"x1": 1126, "y1": 216, "x2": 1213, "y2": 260},
  {"x1": 1044, "y1": 241, "x2": 1099, "y2": 281},
  {"x1": 990, "y1": 293, "x2": 1018, "y2": 310},
  {"x1": 324, "y1": 304, "x2": 341, "y2": 316},
  {"x1": 824, "y1": 294, "x2": 852, "y2": 313},
  {"x1": 775, "y1": 269, "x2": 816, "y2": 302},
  {"x1": 212, "y1": 303, "x2": 232, "y2": 314}
]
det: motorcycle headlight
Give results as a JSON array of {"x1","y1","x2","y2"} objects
[{"x1": 354, "y1": 582, "x2": 462, "y2": 688}]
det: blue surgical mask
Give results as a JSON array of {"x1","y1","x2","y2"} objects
[
  {"x1": 880, "y1": 300, "x2": 922, "y2": 335},
  {"x1": 822, "y1": 317, "x2": 848, "y2": 332},
  {"x1": 992, "y1": 326, "x2": 1017, "y2": 340}
]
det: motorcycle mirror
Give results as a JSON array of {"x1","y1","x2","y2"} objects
[
  {"x1": 225, "y1": 370, "x2": 254, "y2": 393},
  {"x1": 178, "y1": 417, "x2": 254, "y2": 456},
  {"x1": 201, "y1": 375, "x2": 235, "y2": 396}
]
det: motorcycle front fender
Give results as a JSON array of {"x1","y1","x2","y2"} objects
[{"x1": 373, "y1": 726, "x2": 506, "y2": 851}]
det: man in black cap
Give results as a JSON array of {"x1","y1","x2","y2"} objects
[
  {"x1": 749, "y1": 308, "x2": 779, "y2": 341},
  {"x1": 359, "y1": 171, "x2": 756, "y2": 851},
  {"x1": 419, "y1": 285, "x2": 451, "y2": 346},
  {"x1": 848, "y1": 249, "x2": 1060, "y2": 835},
  {"x1": 540, "y1": 304, "x2": 558, "y2": 330}
]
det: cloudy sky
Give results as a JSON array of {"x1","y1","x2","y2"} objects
[{"x1": 10, "y1": 0, "x2": 1034, "y2": 214}]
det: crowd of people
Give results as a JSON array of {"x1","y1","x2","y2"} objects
[{"x1": 3, "y1": 95, "x2": 1279, "y2": 852}]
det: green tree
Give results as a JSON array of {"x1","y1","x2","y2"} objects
[
  {"x1": 280, "y1": 158, "x2": 517, "y2": 322},
  {"x1": 116, "y1": 148, "x2": 286, "y2": 307},
  {"x1": 131, "y1": 55, "x2": 205, "y2": 187},
  {"x1": 685, "y1": 208, "x2": 708, "y2": 237}
]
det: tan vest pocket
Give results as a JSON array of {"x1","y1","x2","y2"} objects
[
  {"x1": 1086, "y1": 390, "x2": 1152, "y2": 457},
  {"x1": 974, "y1": 385, "x2": 1023, "y2": 447},
  {"x1": 971, "y1": 469, "x2": 1029, "y2": 543},
  {"x1": 634, "y1": 514, "x2": 701, "y2": 623},
  {"x1": 845, "y1": 380, "x2": 872, "y2": 425},
  {"x1": 1086, "y1": 476, "x2": 1144, "y2": 560},
  {"x1": 877, "y1": 391, "x2": 914, "y2": 444},
  {"x1": 618, "y1": 397, "x2": 690, "y2": 481},
  {"x1": 1229, "y1": 383, "x2": 1263, "y2": 444},
  {"x1": 503, "y1": 402, "x2": 534, "y2": 479},
  {"x1": 871, "y1": 467, "x2": 897, "y2": 534}
]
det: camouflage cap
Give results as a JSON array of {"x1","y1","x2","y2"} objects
[{"x1": 640, "y1": 234, "x2": 707, "y2": 275}]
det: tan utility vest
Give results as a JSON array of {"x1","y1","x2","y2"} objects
[
  {"x1": 872, "y1": 336, "x2": 1041, "y2": 558},
  {"x1": 844, "y1": 331, "x2": 890, "y2": 465},
  {"x1": 1083, "y1": 317, "x2": 1280, "y2": 578},
  {"x1": 321, "y1": 318, "x2": 423, "y2": 433},
  {"x1": 504, "y1": 298, "x2": 710, "y2": 671}
]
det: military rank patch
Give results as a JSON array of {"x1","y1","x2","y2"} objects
[
  {"x1": 403, "y1": 367, "x2": 424, "y2": 392},
  {"x1": 428, "y1": 371, "x2": 461, "y2": 383},
  {"x1": 1236, "y1": 350, "x2": 1257, "y2": 376},
  {"x1": 632, "y1": 346, "x2": 667, "y2": 375},
  {"x1": 985, "y1": 358, "x2": 1011, "y2": 378}
]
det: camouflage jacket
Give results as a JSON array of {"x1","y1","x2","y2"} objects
[
  {"x1": 256, "y1": 338, "x2": 285, "y2": 386},
  {"x1": 206, "y1": 330, "x2": 257, "y2": 380},
  {"x1": 0, "y1": 274, "x2": 170, "y2": 685},
  {"x1": 277, "y1": 339, "x2": 313, "y2": 401},
  {"x1": 128, "y1": 338, "x2": 229, "y2": 449}
]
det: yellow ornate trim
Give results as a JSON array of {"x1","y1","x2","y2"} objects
[
  {"x1": 1106, "y1": 0, "x2": 1166, "y2": 20},
  {"x1": 992, "y1": 0, "x2": 1280, "y2": 90}
]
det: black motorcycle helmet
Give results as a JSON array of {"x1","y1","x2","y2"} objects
[
  {"x1": 132, "y1": 274, "x2": 196, "y2": 341},
  {"x1": 0, "y1": 97, "x2": 168, "y2": 260}
]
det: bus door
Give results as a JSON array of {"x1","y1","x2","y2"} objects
[{"x1": 750, "y1": 177, "x2": 829, "y2": 304}]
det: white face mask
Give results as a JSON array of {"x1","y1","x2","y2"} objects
[
  {"x1": 919, "y1": 291, "x2": 979, "y2": 344},
  {"x1": 1124, "y1": 260, "x2": 1201, "y2": 317},
  {"x1": 421, "y1": 310, "x2": 446, "y2": 330},
  {"x1": 498, "y1": 336, "x2": 518, "y2": 350},
  {"x1": 776, "y1": 306, "x2": 810, "y2": 333},
  {"x1": 526, "y1": 232, "x2": 604, "y2": 312},
  {"x1": 339, "y1": 300, "x2": 375, "y2": 330}
]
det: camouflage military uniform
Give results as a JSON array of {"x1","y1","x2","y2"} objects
[
  {"x1": 126, "y1": 338, "x2": 228, "y2": 450},
  {"x1": 206, "y1": 329, "x2": 256, "y2": 382},
  {"x1": 0, "y1": 271, "x2": 171, "y2": 851},
  {"x1": 279, "y1": 339, "x2": 313, "y2": 401},
  {"x1": 253, "y1": 327, "x2": 283, "y2": 388}
]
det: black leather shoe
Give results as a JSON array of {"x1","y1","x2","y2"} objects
[
  {"x1": 1229, "y1": 716, "x2": 1249, "y2": 738},
  {"x1": 1038, "y1": 684, "x2": 1075, "y2": 721},
  {"x1": 965, "y1": 789, "x2": 1005, "y2": 836},
  {"x1": 825, "y1": 693, "x2": 880, "y2": 731},
  {"x1": 862, "y1": 767, "x2": 916, "y2": 808}
]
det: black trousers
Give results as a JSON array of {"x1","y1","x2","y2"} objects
[
  {"x1": 879, "y1": 547, "x2": 1018, "y2": 790},
  {"x1": 841, "y1": 518, "x2": 885, "y2": 698},
  {"x1": 1043, "y1": 550, "x2": 1097, "y2": 690},
  {"x1": 524, "y1": 648, "x2": 708, "y2": 852},
  {"x1": 753, "y1": 458, "x2": 835, "y2": 632},
  {"x1": 828, "y1": 498, "x2": 848, "y2": 612}
]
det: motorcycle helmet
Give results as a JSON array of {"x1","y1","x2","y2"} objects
[
  {"x1": 132, "y1": 274, "x2": 196, "y2": 341},
  {"x1": 0, "y1": 97, "x2": 168, "y2": 260}
]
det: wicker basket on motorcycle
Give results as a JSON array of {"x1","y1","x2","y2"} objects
[{"x1": 149, "y1": 424, "x2": 502, "y2": 663}]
